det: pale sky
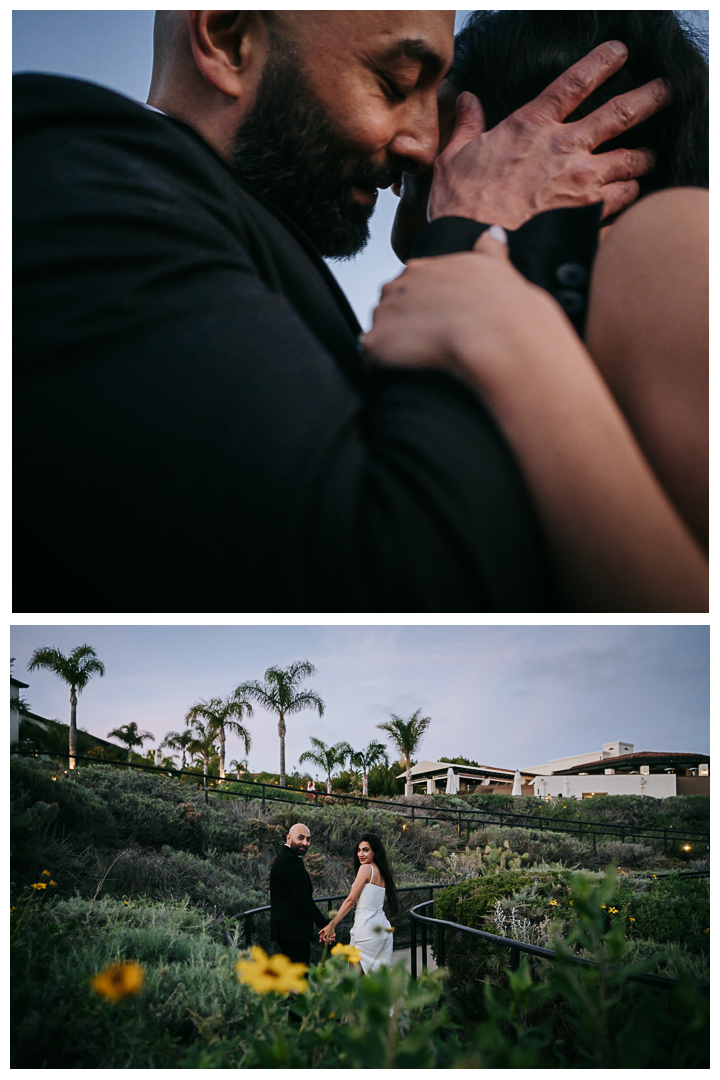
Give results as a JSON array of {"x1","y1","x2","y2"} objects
[{"x1": 11, "y1": 626, "x2": 709, "y2": 777}]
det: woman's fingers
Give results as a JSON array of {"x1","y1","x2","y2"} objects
[{"x1": 473, "y1": 228, "x2": 510, "y2": 257}]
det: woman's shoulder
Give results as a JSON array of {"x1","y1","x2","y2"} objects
[
  {"x1": 588, "y1": 186, "x2": 707, "y2": 345},
  {"x1": 597, "y1": 187, "x2": 707, "y2": 263}
]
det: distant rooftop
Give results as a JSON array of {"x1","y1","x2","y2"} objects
[{"x1": 556, "y1": 751, "x2": 709, "y2": 775}]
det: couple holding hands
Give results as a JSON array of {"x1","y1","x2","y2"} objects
[{"x1": 270, "y1": 824, "x2": 398, "y2": 974}]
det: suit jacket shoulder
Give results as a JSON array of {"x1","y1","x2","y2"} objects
[{"x1": 13, "y1": 74, "x2": 555, "y2": 614}]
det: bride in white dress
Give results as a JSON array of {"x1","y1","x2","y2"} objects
[{"x1": 319, "y1": 832, "x2": 397, "y2": 973}]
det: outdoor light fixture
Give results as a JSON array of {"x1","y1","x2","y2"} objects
[{"x1": 682, "y1": 844, "x2": 692, "y2": 852}]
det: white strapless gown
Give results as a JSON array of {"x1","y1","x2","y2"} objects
[{"x1": 350, "y1": 867, "x2": 393, "y2": 973}]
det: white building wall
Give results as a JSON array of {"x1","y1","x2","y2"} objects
[
  {"x1": 533, "y1": 773, "x2": 677, "y2": 799},
  {"x1": 525, "y1": 742, "x2": 635, "y2": 775}
]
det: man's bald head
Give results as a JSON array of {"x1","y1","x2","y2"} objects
[{"x1": 286, "y1": 822, "x2": 311, "y2": 855}]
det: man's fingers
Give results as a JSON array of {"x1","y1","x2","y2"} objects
[
  {"x1": 598, "y1": 179, "x2": 641, "y2": 219},
  {"x1": 595, "y1": 146, "x2": 656, "y2": 185},
  {"x1": 441, "y1": 91, "x2": 486, "y2": 159},
  {"x1": 569, "y1": 78, "x2": 671, "y2": 151},
  {"x1": 521, "y1": 40, "x2": 629, "y2": 124}
]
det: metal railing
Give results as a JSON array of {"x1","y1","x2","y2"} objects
[
  {"x1": 232, "y1": 883, "x2": 445, "y2": 952},
  {"x1": 11, "y1": 750, "x2": 710, "y2": 854},
  {"x1": 408, "y1": 899, "x2": 709, "y2": 993}
]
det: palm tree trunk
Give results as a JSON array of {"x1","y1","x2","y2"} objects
[
  {"x1": 68, "y1": 686, "x2": 78, "y2": 770},
  {"x1": 363, "y1": 770, "x2": 369, "y2": 798},
  {"x1": 404, "y1": 754, "x2": 412, "y2": 797},
  {"x1": 219, "y1": 727, "x2": 226, "y2": 779},
  {"x1": 326, "y1": 771, "x2": 332, "y2": 796},
  {"x1": 278, "y1": 713, "x2": 286, "y2": 788}
]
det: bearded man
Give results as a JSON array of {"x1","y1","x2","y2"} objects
[
  {"x1": 13, "y1": 11, "x2": 666, "y2": 612},
  {"x1": 269, "y1": 823, "x2": 329, "y2": 966}
]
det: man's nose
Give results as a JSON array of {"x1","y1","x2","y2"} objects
[{"x1": 388, "y1": 105, "x2": 440, "y2": 175}]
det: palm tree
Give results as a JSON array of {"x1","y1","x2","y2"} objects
[
  {"x1": 107, "y1": 721, "x2": 155, "y2": 760},
  {"x1": 348, "y1": 740, "x2": 389, "y2": 798},
  {"x1": 236, "y1": 660, "x2": 324, "y2": 787},
  {"x1": 27, "y1": 644, "x2": 105, "y2": 769},
  {"x1": 228, "y1": 758, "x2": 249, "y2": 779},
  {"x1": 186, "y1": 719, "x2": 218, "y2": 786},
  {"x1": 376, "y1": 709, "x2": 431, "y2": 797},
  {"x1": 10, "y1": 657, "x2": 33, "y2": 721},
  {"x1": 298, "y1": 737, "x2": 348, "y2": 796},
  {"x1": 160, "y1": 728, "x2": 194, "y2": 770},
  {"x1": 185, "y1": 695, "x2": 252, "y2": 779}
]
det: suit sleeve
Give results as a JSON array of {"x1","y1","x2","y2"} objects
[
  {"x1": 281, "y1": 859, "x2": 329, "y2": 929},
  {"x1": 13, "y1": 91, "x2": 555, "y2": 613},
  {"x1": 411, "y1": 206, "x2": 602, "y2": 337}
]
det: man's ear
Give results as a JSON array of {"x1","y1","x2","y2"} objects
[{"x1": 188, "y1": 10, "x2": 268, "y2": 100}]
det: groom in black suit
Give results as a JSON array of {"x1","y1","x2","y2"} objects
[
  {"x1": 13, "y1": 11, "x2": 666, "y2": 613},
  {"x1": 270, "y1": 823, "x2": 330, "y2": 966}
]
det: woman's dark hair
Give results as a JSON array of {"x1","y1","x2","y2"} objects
[
  {"x1": 354, "y1": 833, "x2": 399, "y2": 918},
  {"x1": 450, "y1": 11, "x2": 708, "y2": 196}
]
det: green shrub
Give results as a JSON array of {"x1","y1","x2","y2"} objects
[
  {"x1": 10, "y1": 871, "x2": 708, "y2": 1069},
  {"x1": 463, "y1": 792, "x2": 709, "y2": 839},
  {"x1": 614, "y1": 873, "x2": 710, "y2": 953}
]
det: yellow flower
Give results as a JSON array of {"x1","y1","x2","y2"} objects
[
  {"x1": 92, "y1": 961, "x2": 144, "y2": 1001},
  {"x1": 331, "y1": 943, "x2": 362, "y2": 965},
  {"x1": 629, "y1": 917, "x2": 636, "y2": 922},
  {"x1": 569, "y1": 901, "x2": 574, "y2": 906},
  {"x1": 49, "y1": 881, "x2": 57, "y2": 887},
  {"x1": 600, "y1": 904, "x2": 606, "y2": 909},
  {"x1": 42, "y1": 870, "x2": 51, "y2": 877},
  {"x1": 30, "y1": 883, "x2": 47, "y2": 890},
  {"x1": 549, "y1": 899, "x2": 558, "y2": 906},
  {"x1": 10, "y1": 906, "x2": 16, "y2": 913},
  {"x1": 235, "y1": 947, "x2": 308, "y2": 996},
  {"x1": 608, "y1": 907, "x2": 618, "y2": 915}
]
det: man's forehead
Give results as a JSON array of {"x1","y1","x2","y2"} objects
[
  {"x1": 289, "y1": 823, "x2": 311, "y2": 837},
  {"x1": 287, "y1": 11, "x2": 455, "y2": 71}
]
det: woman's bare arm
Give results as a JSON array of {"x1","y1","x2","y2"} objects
[
  {"x1": 363, "y1": 236, "x2": 708, "y2": 612},
  {"x1": 586, "y1": 187, "x2": 708, "y2": 549},
  {"x1": 319, "y1": 865, "x2": 370, "y2": 941}
]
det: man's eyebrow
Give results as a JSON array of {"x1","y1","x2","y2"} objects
[{"x1": 383, "y1": 38, "x2": 450, "y2": 79}]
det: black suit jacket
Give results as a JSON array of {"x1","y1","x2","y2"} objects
[
  {"x1": 269, "y1": 845, "x2": 329, "y2": 942},
  {"x1": 13, "y1": 74, "x2": 555, "y2": 613}
]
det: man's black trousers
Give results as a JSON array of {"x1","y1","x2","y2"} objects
[{"x1": 276, "y1": 940, "x2": 311, "y2": 965}]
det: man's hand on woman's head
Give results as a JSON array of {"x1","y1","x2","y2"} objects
[{"x1": 391, "y1": 40, "x2": 671, "y2": 260}]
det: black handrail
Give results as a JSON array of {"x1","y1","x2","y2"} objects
[
  {"x1": 11, "y1": 750, "x2": 710, "y2": 849},
  {"x1": 408, "y1": 899, "x2": 709, "y2": 993},
  {"x1": 231, "y1": 883, "x2": 445, "y2": 952}
]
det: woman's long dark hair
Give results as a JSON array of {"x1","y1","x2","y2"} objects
[
  {"x1": 354, "y1": 832, "x2": 399, "y2": 918},
  {"x1": 450, "y1": 11, "x2": 708, "y2": 196}
]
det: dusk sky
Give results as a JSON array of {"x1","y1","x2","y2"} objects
[
  {"x1": 12, "y1": 9, "x2": 708, "y2": 329},
  {"x1": 11, "y1": 625, "x2": 709, "y2": 777}
]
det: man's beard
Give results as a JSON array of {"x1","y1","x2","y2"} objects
[{"x1": 231, "y1": 35, "x2": 401, "y2": 258}]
